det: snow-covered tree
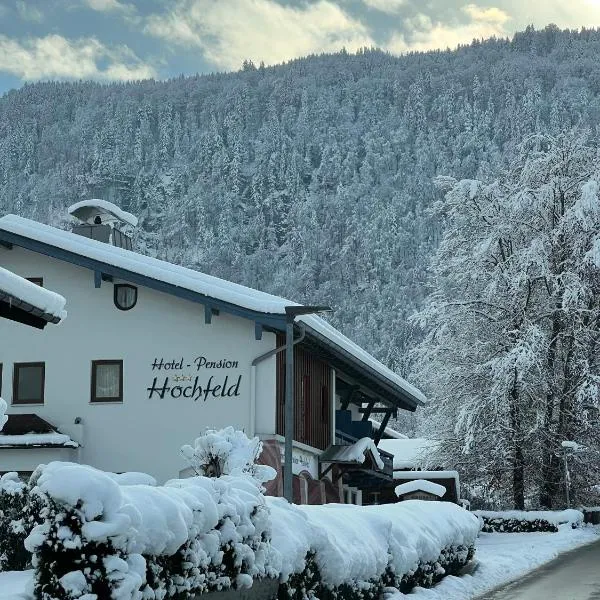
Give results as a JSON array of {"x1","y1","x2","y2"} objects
[
  {"x1": 414, "y1": 132, "x2": 600, "y2": 509},
  {"x1": 181, "y1": 426, "x2": 276, "y2": 486}
]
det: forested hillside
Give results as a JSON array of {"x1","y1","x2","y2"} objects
[{"x1": 1, "y1": 25, "x2": 599, "y2": 377}]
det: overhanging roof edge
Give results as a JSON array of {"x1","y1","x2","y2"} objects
[
  {"x1": 300, "y1": 322, "x2": 423, "y2": 411},
  {"x1": 0, "y1": 229, "x2": 288, "y2": 330},
  {"x1": 0, "y1": 290, "x2": 61, "y2": 325}
]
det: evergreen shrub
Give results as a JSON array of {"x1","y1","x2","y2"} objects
[{"x1": 479, "y1": 516, "x2": 558, "y2": 533}]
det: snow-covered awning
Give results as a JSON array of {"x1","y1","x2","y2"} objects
[
  {"x1": 320, "y1": 438, "x2": 385, "y2": 471},
  {"x1": 395, "y1": 479, "x2": 446, "y2": 498},
  {"x1": 0, "y1": 414, "x2": 78, "y2": 448},
  {"x1": 0, "y1": 266, "x2": 66, "y2": 328},
  {"x1": 0, "y1": 214, "x2": 425, "y2": 410},
  {"x1": 393, "y1": 470, "x2": 460, "y2": 501}
]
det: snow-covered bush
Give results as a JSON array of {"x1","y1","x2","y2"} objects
[
  {"x1": 0, "y1": 472, "x2": 29, "y2": 571},
  {"x1": 22, "y1": 428, "x2": 479, "y2": 599},
  {"x1": 25, "y1": 461, "x2": 277, "y2": 600},
  {"x1": 271, "y1": 498, "x2": 479, "y2": 600},
  {"x1": 25, "y1": 463, "x2": 144, "y2": 600},
  {"x1": 475, "y1": 509, "x2": 583, "y2": 533},
  {"x1": 0, "y1": 469, "x2": 48, "y2": 573},
  {"x1": 25, "y1": 460, "x2": 479, "y2": 600},
  {"x1": 181, "y1": 426, "x2": 276, "y2": 484}
]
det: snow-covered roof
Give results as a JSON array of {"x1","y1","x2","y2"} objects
[
  {"x1": 0, "y1": 432, "x2": 78, "y2": 448},
  {"x1": 369, "y1": 418, "x2": 407, "y2": 440},
  {"x1": 68, "y1": 199, "x2": 138, "y2": 227},
  {"x1": 0, "y1": 413, "x2": 77, "y2": 448},
  {"x1": 0, "y1": 265, "x2": 66, "y2": 322},
  {"x1": 320, "y1": 438, "x2": 385, "y2": 470},
  {"x1": 378, "y1": 438, "x2": 439, "y2": 470},
  {"x1": 395, "y1": 479, "x2": 446, "y2": 498},
  {"x1": 0, "y1": 214, "x2": 425, "y2": 409}
]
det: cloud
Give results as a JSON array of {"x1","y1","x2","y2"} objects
[
  {"x1": 387, "y1": 3, "x2": 511, "y2": 53},
  {"x1": 362, "y1": 0, "x2": 405, "y2": 14},
  {"x1": 83, "y1": 0, "x2": 135, "y2": 14},
  {"x1": 505, "y1": 0, "x2": 600, "y2": 30},
  {"x1": 0, "y1": 34, "x2": 155, "y2": 81},
  {"x1": 143, "y1": 0, "x2": 374, "y2": 71},
  {"x1": 16, "y1": 0, "x2": 43, "y2": 22}
]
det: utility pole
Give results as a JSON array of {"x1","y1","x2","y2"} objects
[
  {"x1": 283, "y1": 305, "x2": 332, "y2": 503},
  {"x1": 559, "y1": 441, "x2": 582, "y2": 509},
  {"x1": 563, "y1": 451, "x2": 570, "y2": 509}
]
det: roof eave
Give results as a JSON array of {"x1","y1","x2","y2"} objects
[
  {"x1": 0, "y1": 225, "x2": 424, "y2": 407},
  {"x1": 0, "y1": 228, "x2": 288, "y2": 330},
  {"x1": 0, "y1": 291, "x2": 60, "y2": 328},
  {"x1": 301, "y1": 321, "x2": 422, "y2": 411}
]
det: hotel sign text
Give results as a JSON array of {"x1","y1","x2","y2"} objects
[{"x1": 147, "y1": 355, "x2": 242, "y2": 402}]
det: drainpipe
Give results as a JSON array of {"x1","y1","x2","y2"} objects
[{"x1": 249, "y1": 324, "x2": 306, "y2": 438}]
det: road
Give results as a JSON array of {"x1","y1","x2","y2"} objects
[{"x1": 479, "y1": 538, "x2": 600, "y2": 600}]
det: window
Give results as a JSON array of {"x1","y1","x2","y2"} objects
[
  {"x1": 91, "y1": 360, "x2": 123, "y2": 403},
  {"x1": 26, "y1": 278, "x2": 43, "y2": 287},
  {"x1": 12, "y1": 363, "x2": 45, "y2": 404},
  {"x1": 113, "y1": 284, "x2": 137, "y2": 311}
]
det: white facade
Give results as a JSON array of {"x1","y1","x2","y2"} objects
[
  {"x1": 0, "y1": 245, "x2": 278, "y2": 482},
  {"x1": 0, "y1": 209, "x2": 426, "y2": 505}
]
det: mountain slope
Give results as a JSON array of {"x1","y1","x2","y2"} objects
[{"x1": 1, "y1": 25, "x2": 599, "y2": 375}]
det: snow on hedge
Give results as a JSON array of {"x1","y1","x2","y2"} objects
[
  {"x1": 106, "y1": 472, "x2": 157, "y2": 486},
  {"x1": 25, "y1": 461, "x2": 276, "y2": 599},
  {"x1": 475, "y1": 509, "x2": 583, "y2": 526},
  {"x1": 268, "y1": 497, "x2": 479, "y2": 593},
  {"x1": 0, "y1": 472, "x2": 30, "y2": 572},
  {"x1": 19, "y1": 460, "x2": 480, "y2": 600}
]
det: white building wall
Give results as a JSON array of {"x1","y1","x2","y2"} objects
[
  {"x1": 0, "y1": 447, "x2": 77, "y2": 473},
  {"x1": 0, "y1": 246, "x2": 277, "y2": 482}
]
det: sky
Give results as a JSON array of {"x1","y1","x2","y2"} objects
[{"x1": 0, "y1": 0, "x2": 600, "y2": 94}]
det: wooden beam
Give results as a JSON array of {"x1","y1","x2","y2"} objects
[
  {"x1": 319, "y1": 462, "x2": 334, "y2": 480},
  {"x1": 255, "y1": 322, "x2": 263, "y2": 340},
  {"x1": 361, "y1": 398, "x2": 376, "y2": 422},
  {"x1": 204, "y1": 304, "x2": 212, "y2": 324},
  {"x1": 340, "y1": 385, "x2": 360, "y2": 410},
  {"x1": 94, "y1": 270, "x2": 102, "y2": 288},
  {"x1": 358, "y1": 406, "x2": 394, "y2": 414},
  {"x1": 373, "y1": 411, "x2": 392, "y2": 445},
  {"x1": 0, "y1": 241, "x2": 12, "y2": 250}
]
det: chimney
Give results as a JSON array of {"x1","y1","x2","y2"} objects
[{"x1": 68, "y1": 199, "x2": 137, "y2": 251}]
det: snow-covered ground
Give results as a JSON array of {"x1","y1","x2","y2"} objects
[
  {"x1": 1, "y1": 524, "x2": 597, "y2": 600},
  {"x1": 0, "y1": 571, "x2": 31, "y2": 600},
  {"x1": 386, "y1": 524, "x2": 599, "y2": 599}
]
